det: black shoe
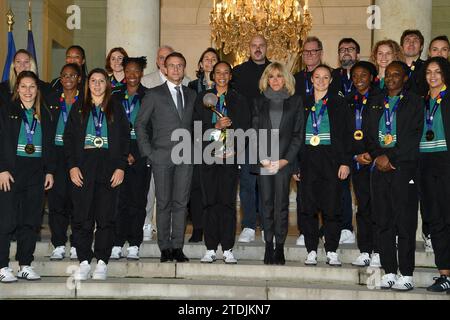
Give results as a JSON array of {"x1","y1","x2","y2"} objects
[
  {"x1": 264, "y1": 242, "x2": 274, "y2": 265},
  {"x1": 160, "y1": 249, "x2": 173, "y2": 263},
  {"x1": 172, "y1": 248, "x2": 189, "y2": 262},
  {"x1": 274, "y1": 244, "x2": 285, "y2": 265},
  {"x1": 188, "y1": 229, "x2": 203, "y2": 243},
  {"x1": 427, "y1": 275, "x2": 450, "y2": 292}
]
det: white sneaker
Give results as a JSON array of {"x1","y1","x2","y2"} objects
[
  {"x1": 339, "y1": 229, "x2": 356, "y2": 244},
  {"x1": 200, "y1": 250, "x2": 217, "y2": 263},
  {"x1": 304, "y1": 251, "x2": 317, "y2": 265},
  {"x1": 110, "y1": 246, "x2": 123, "y2": 260},
  {"x1": 223, "y1": 250, "x2": 238, "y2": 264},
  {"x1": 92, "y1": 260, "x2": 107, "y2": 280},
  {"x1": 380, "y1": 273, "x2": 397, "y2": 289},
  {"x1": 391, "y1": 275, "x2": 414, "y2": 291},
  {"x1": 326, "y1": 251, "x2": 342, "y2": 267},
  {"x1": 17, "y1": 266, "x2": 41, "y2": 281},
  {"x1": 70, "y1": 247, "x2": 78, "y2": 260},
  {"x1": 424, "y1": 236, "x2": 433, "y2": 253},
  {"x1": 0, "y1": 267, "x2": 18, "y2": 283},
  {"x1": 126, "y1": 246, "x2": 139, "y2": 260},
  {"x1": 370, "y1": 253, "x2": 381, "y2": 268},
  {"x1": 352, "y1": 252, "x2": 371, "y2": 267},
  {"x1": 74, "y1": 261, "x2": 91, "y2": 281},
  {"x1": 237, "y1": 228, "x2": 255, "y2": 243},
  {"x1": 296, "y1": 234, "x2": 305, "y2": 246},
  {"x1": 50, "y1": 246, "x2": 66, "y2": 260},
  {"x1": 143, "y1": 223, "x2": 154, "y2": 241}
]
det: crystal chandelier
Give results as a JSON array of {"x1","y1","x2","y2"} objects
[{"x1": 210, "y1": 0, "x2": 312, "y2": 64}]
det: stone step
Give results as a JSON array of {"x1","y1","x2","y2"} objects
[
  {"x1": 14, "y1": 239, "x2": 436, "y2": 268},
  {"x1": 7, "y1": 259, "x2": 441, "y2": 288},
  {"x1": 1, "y1": 277, "x2": 448, "y2": 300}
]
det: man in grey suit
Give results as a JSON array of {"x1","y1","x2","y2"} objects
[
  {"x1": 135, "y1": 52, "x2": 196, "y2": 262},
  {"x1": 141, "y1": 45, "x2": 190, "y2": 242}
]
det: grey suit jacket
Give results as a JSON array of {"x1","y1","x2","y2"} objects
[
  {"x1": 141, "y1": 70, "x2": 191, "y2": 89},
  {"x1": 135, "y1": 82, "x2": 197, "y2": 165}
]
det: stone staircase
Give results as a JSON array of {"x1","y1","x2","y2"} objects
[{"x1": 2, "y1": 238, "x2": 449, "y2": 300}]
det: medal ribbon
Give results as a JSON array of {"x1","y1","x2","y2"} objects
[
  {"x1": 383, "y1": 94, "x2": 403, "y2": 135},
  {"x1": 304, "y1": 71, "x2": 313, "y2": 96},
  {"x1": 123, "y1": 92, "x2": 140, "y2": 123},
  {"x1": 425, "y1": 86, "x2": 447, "y2": 131},
  {"x1": 355, "y1": 92, "x2": 368, "y2": 131},
  {"x1": 342, "y1": 70, "x2": 354, "y2": 94},
  {"x1": 60, "y1": 91, "x2": 79, "y2": 124},
  {"x1": 20, "y1": 105, "x2": 38, "y2": 145},
  {"x1": 91, "y1": 106, "x2": 105, "y2": 138},
  {"x1": 311, "y1": 96, "x2": 328, "y2": 136}
]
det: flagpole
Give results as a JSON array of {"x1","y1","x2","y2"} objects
[
  {"x1": 6, "y1": 8, "x2": 14, "y2": 32},
  {"x1": 28, "y1": 0, "x2": 32, "y2": 31}
]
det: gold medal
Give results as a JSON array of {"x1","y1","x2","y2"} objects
[
  {"x1": 354, "y1": 130, "x2": 364, "y2": 141},
  {"x1": 310, "y1": 135, "x2": 321, "y2": 146},
  {"x1": 384, "y1": 134, "x2": 393, "y2": 146},
  {"x1": 93, "y1": 137, "x2": 104, "y2": 148},
  {"x1": 25, "y1": 144, "x2": 36, "y2": 155}
]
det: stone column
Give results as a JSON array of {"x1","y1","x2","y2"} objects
[
  {"x1": 374, "y1": 0, "x2": 432, "y2": 59},
  {"x1": 106, "y1": 0, "x2": 160, "y2": 73}
]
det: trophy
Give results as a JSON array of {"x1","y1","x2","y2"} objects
[{"x1": 203, "y1": 93, "x2": 233, "y2": 158}]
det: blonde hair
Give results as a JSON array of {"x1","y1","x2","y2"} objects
[
  {"x1": 370, "y1": 39, "x2": 405, "y2": 69},
  {"x1": 8, "y1": 49, "x2": 38, "y2": 93},
  {"x1": 259, "y1": 62, "x2": 295, "y2": 96}
]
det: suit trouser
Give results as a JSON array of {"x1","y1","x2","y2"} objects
[
  {"x1": 259, "y1": 167, "x2": 292, "y2": 245},
  {"x1": 419, "y1": 152, "x2": 450, "y2": 270},
  {"x1": 114, "y1": 143, "x2": 151, "y2": 247},
  {"x1": 300, "y1": 146, "x2": 343, "y2": 253},
  {"x1": 144, "y1": 174, "x2": 156, "y2": 225},
  {"x1": 371, "y1": 163, "x2": 418, "y2": 276},
  {"x1": 189, "y1": 165, "x2": 204, "y2": 230},
  {"x1": 71, "y1": 149, "x2": 119, "y2": 264},
  {"x1": 201, "y1": 164, "x2": 238, "y2": 251},
  {"x1": 48, "y1": 146, "x2": 74, "y2": 248},
  {"x1": 351, "y1": 164, "x2": 378, "y2": 254},
  {"x1": 341, "y1": 179, "x2": 354, "y2": 231},
  {"x1": 239, "y1": 164, "x2": 262, "y2": 230},
  {"x1": 0, "y1": 157, "x2": 44, "y2": 268},
  {"x1": 153, "y1": 163, "x2": 193, "y2": 251}
]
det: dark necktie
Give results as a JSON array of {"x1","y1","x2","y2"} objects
[{"x1": 175, "y1": 86, "x2": 184, "y2": 119}]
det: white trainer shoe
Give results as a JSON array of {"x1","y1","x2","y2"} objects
[
  {"x1": 70, "y1": 247, "x2": 78, "y2": 260},
  {"x1": 380, "y1": 273, "x2": 397, "y2": 289},
  {"x1": 424, "y1": 236, "x2": 433, "y2": 253},
  {"x1": 92, "y1": 260, "x2": 107, "y2": 280},
  {"x1": 0, "y1": 267, "x2": 18, "y2": 283},
  {"x1": 50, "y1": 246, "x2": 66, "y2": 260},
  {"x1": 304, "y1": 250, "x2": 317, "y2": 265},
  {"x1": 223, "y1": 250, "x2": 238, "y2": 264},
  {"x1": 74, "y1": 261, "x2": 91, "y2": 281},
  {"x1": 296, "y1": 234, "x2": 305, "y2": 246},
  {"x1": 391, "y1": 275, "x2": 414, "y2": 291},
  {"x1": 326, "y1": 251, "x2": 342, "y2": 267},
  {"x1": 17, "y1": 266, "x2": 41, "y2": 281},
  {"x1": 370, "y1": 253, "x2": 381, "y2": 268},
  {"x1": 110, "y1": 246, "x2": 123, "y2": 260},
  {"x1": 352, "y1": 252, "x2": 371, "y2": 267},
  {"x1": 143, "y1": 223, "x2": 153, "y2": 241},
  {"x1": 126, "y1": 246, "x2": 139, "y2": 260},
  {"x1": 237, "y1": 228, "x2": 255, "y2": 243},
  {"x1": 339, "y1": 229, "x2": 356, "y2": 244},
  {"x1": 200, "y1": 250, "x2": 217, "y2": 263}
]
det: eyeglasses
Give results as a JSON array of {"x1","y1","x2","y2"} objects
[
  {"x1": 338, "y1": 47, "x2": 357, "y2": 54},
  {"x1": 61, "y1": 73, "x2": 79, "y2": 79},
  {"x1": 303, "y1": 49, "x2": 322, "y2": 56},
  {"x1": 166, "y1": 64, "x2": 185, "y2": 70}
]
